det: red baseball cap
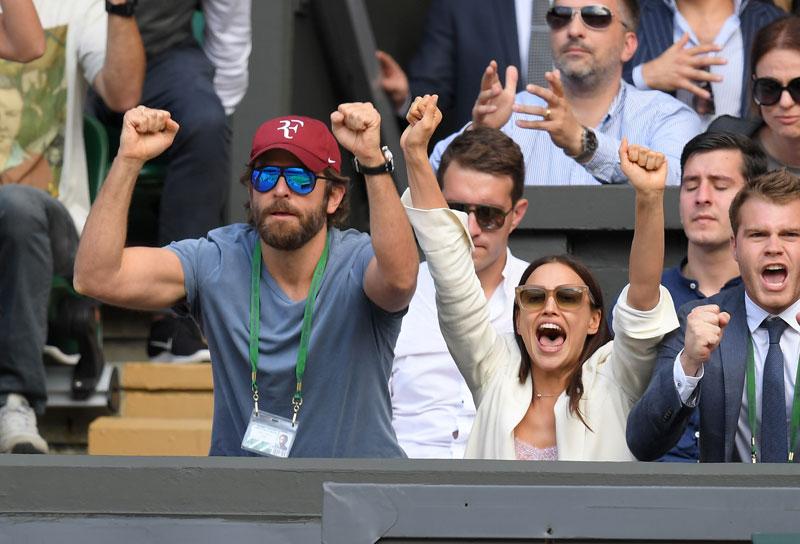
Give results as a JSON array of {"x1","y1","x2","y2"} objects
[{"x1": 249, "y1": 115, "x2": 341, "y2": 174}]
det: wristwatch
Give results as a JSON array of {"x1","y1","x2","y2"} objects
[
  {"x1": 105, "y1": 0, "x2": 137, "y2": 17},
  {"x1": 570, "y1": 126, "x2": 598, "y2": 164},
  {"x1": 353, "y1": 146, "x2": 394, "y2": 175}
]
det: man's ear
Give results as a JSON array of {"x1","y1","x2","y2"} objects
[
  {"x1": 509, "y1": 198, "x2": 529, "y2": 234},
  {"x1": 326, "y1": 183, "x2": 346, "y2": 215},
  {"x1": 621, "y1": 30, "x2": 638, "y2": 63}
]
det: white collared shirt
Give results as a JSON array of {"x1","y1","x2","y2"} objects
[
  {"x1": 390, "y1": 249, "x2": 529, "y2": 458},
  {"x1": 674, "y1": 294, "x2": 800, "y2": 461}
]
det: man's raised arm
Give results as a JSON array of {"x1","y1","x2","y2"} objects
[
  {"x1": 330, "y1": 102, "x2": 418, "y2": 313},
  {"x1": 74, "y1": 107, "x2": 186, "y2": 310}
]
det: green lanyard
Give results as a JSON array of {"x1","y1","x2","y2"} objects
[
  {"x1": 248, "y1": 232, "x2": 330, "y2": 426},
  {"x1": 745, "y1": 334, "x2": 800, "y2": 462}
]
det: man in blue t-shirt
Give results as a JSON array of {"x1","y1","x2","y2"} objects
[
  {"x1": 73, "y1": 104, "x2": 419, "y2": 457},
  {"x1": 656, "y1": 131, "x2": 766, "y2": 461}
]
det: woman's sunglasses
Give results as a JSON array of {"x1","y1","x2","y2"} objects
[
  {"x1": 752, "y1": 76, "x2": 800, "y2": 107},
  {"x1": 545, "y1": 5, "x2": 627, "y2": 31},
  {"x1": 515, "y1": 284, "x2": 594, "y2": 311},
  {"x1": 250, "y1": 166, "x2": 334, "y2": 195},
  {"x1": 447, "y1": 201, "x2": 512, "y2": 231}
]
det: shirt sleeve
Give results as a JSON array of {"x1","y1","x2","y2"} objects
[
  {"x1": 672, "y1": 350, "x2": 704, "y2": 406},
  {"x1": 201, "y1": 0, "x2": 252, "y2": 114},
  {"x1": 631, "y1": 64, "x2": 651, "y2": 90},
  {"x1": 76, "y1": 0, "x2": 108, "y2": 86},
  {"x1": 166, "y1": 237, "x2": 209, "y2": 319}
]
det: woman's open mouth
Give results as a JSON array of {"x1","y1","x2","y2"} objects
[{"x1": 536, "y1": 322, "x2": 566, "y2": 352}]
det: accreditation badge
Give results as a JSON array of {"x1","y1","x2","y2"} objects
[{"x1": 241, "y1": 411, "x2": 297, "y2": 458}]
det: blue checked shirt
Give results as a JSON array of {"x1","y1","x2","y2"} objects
[{"x1": 430, "y1": 80, "x2": 701, "y2": 186}]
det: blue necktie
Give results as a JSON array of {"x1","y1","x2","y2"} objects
[{"x1": 761, "y1": 316, "x2": 789, "y2": 462}]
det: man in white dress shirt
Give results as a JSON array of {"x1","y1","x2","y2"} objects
[
  {"x1": 628, "y1": 170, "x2": 800, "y2": 462},
  {"x1": 391, "y1": 127, "x2": 529, "y2": 458}
]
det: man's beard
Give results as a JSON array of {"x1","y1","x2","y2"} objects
[
  {"x1": 255, "y1": 198, "x2": 327, "y2": 251},
  {"x1": 554, "y1": 39, "x2": 618, "y2": 93}
]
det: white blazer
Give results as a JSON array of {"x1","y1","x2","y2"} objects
[{"x1": 403, "y1": 194, "x2": 678, "y2": 460}]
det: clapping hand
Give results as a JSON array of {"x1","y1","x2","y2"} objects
[{"x1": 471, "y1": 60, "x2": 518, "y2": 129}]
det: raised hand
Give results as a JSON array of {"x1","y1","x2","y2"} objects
[
  {"x1": 330, "y1": 102, "x2": 384, "y2": 166},
  {"x1": 400, "y1": 94, "x2": 442, "y2": 155},
  {"x1": 619, "y1": 138, "x2": 667, "y2": 193},
  {"x1": 640, "y1": 34, "x2": 725, "y2": 99},
  {"x1": 681, "y1": 305, "x2": 730, "y2": 376},
  {"x1": 471, "y1": 60, "x2": 518, "y2": 129},
  {"x1": 118, "y1": 106, "x2": 179, "y2": 163},
  {"x1": 512, "y1": 69, "x2": 583, "y2": 157},
  {"x1": 376, "y1": 50, "x2": 410, "y2": 111}
]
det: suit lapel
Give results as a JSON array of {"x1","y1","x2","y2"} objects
[{"x1": 719, "y1": 285, "x2": 748, "y2": 461}]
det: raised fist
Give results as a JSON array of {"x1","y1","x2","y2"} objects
[
  {"x1": 400, "y1": 94, "x2": 442, "y2": 154},
  {"x1": 330, "y1": 102, "x2": 384, "y2": 167},
  {"x1": 619, "y1": 139, "x2": 667, "y2": 193},
  {"x1": 681, "y1": 304, "x2": 730, "y2": 376},
  {"x1": 118, "y1": 106, "x2": 179, "y2": 163}
]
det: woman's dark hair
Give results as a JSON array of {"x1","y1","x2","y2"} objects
[
  {"x1": 239, "y1": 165, "x2": 350, "y2": 228},
  {"x1": 750, "y1": 16, "x2": 800, "y2": 115},
  {"x1": 751, "y1": 16, "x2": 800, "y2": 76},
  {"x1": 512, "y1": 254, "x2": 612, "y2": 428}
]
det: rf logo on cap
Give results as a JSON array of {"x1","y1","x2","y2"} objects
[{"x1": 277, "y1": 119, "x2": 305, "y2": 139}]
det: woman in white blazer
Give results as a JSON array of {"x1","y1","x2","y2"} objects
[{"x1": 400, "y1": 95, "x2": 678, "y2": 461}]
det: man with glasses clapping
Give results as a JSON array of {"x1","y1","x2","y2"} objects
[{"x1": 430, "y1": 0, "x2": 701, "y2": 186}]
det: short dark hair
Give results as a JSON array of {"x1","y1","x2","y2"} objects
[
  {"x1": 239, "y1": 165, "x2": 350, "y2": 228},
  {"x1": 680, "y1": 131, "x2": 768, "y2": 183},
  {"x1": 617, "y1": 0, "x2": 640, "y2": 32},
  {"x1": 437, "y1": 127, "x2": 525, "y2": 204},
  {"x1": 729, "y1": 169, "x2": 800, "y2": 235},
  {"x1": 513, "y1": 254, "x2": 612, "y2": 429}
]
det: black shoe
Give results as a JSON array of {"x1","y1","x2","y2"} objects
[{"x1": 147, "y1": 316, "x2": 211, "y2": 363}]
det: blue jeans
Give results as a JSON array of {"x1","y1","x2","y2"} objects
[
  {"x1": 0, "y1": 185, "x2": 78, "y2": 413},
  {"x1": 93, "y1": 44, "x2": 231, "y2": 244}
]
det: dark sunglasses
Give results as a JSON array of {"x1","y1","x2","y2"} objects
[
  {"x1": 250, "y1": 166, "x2": 333, "y2": 195},
  {"x1": 515, "y1": 284, "x2": 594, "y2": 311},
  {"x1": 545, "y1": 5, "x2": 627, "y2": 31},
  {"x1": 447, "y1": 201, "x2": 512, "y2": 231},
  {"x1": 752, "y1": 76, "x2": 800, "y2": 107}
]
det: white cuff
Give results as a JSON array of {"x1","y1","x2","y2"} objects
[
  {"x1": 673, "y1": 350, "x2": 703, "y2": 406},
  {"x1": 632, "y1": 64, "x2": 652, "y2": 90}
]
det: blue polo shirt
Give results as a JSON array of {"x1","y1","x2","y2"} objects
[{"x1": 659, "y1": 258, "x2": 741, "y2": 462}]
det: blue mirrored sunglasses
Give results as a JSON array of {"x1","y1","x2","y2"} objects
[{"x1": 250, "y1": 166, "x2": 333, "y2": 195}]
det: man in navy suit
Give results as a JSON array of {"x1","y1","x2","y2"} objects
[
  {"x1": 377, "y1": 0, "x2": 526, "y2": 134},
  {"x1": 628, "y1": 170, "x2": 800, "y2": 462},
  {"x1": 623, "y1": 0, "x2": 783, "y2": 122}
]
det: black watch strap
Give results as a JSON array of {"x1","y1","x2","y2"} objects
[
  {"x1": 106, "y1": 0, "x2": 137, "y2": 17},
  {"x1": 353, "y1": 145, "x2": 394, "y2": 175}
]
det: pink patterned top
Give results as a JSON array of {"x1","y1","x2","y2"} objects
[{"x1": 514, "y1": 438, "x2": 558, "y2": 461}]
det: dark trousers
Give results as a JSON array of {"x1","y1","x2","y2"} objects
[
  {"x1": 0, "y1": 185, "x2": 78, "y2": 413},
  {"x1": 93, "y1": 45, "x2": 231, "y2": 245}
]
